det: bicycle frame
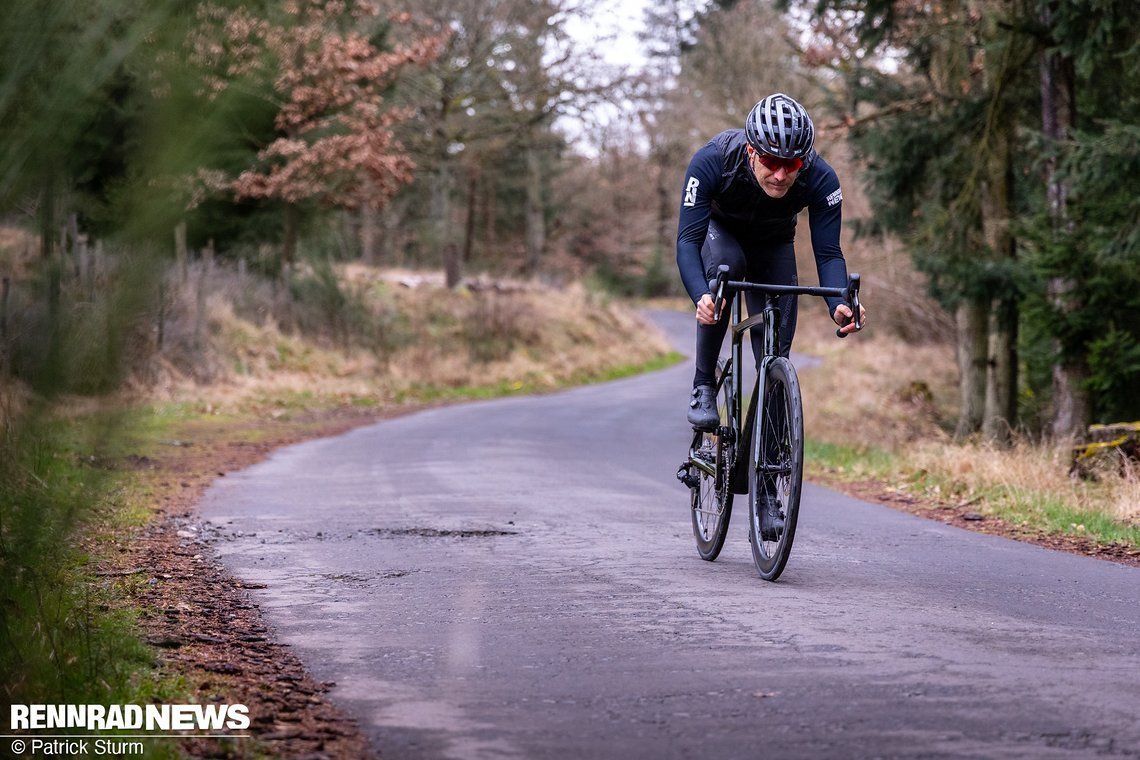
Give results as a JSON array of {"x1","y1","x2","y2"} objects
[
  {"x1": 686, "y1": 269, "x2": 861, "y2": 491},
  {"x1": 680, "y1": 265, "x2": 861, "y2": 577}
]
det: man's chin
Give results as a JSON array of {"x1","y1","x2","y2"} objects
[{"x1": 762, "y1": 184, "x2": 791, "y2": 198}]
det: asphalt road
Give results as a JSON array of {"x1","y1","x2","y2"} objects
[{"x1": 200, "y1": 310, "x2": 1140, "y2": 760}]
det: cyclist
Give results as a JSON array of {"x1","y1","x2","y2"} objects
[{"x1": 677, "y1": 93, "x2": 866, "y2": 537}]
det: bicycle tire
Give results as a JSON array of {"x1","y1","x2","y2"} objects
[
  {"x1": 690, "y1": 359, "x2": 735, "y2": 561},
  {"x1": 748, "y1": 356, "x2": 804, "y2": 581}
]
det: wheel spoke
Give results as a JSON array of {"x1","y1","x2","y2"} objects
[{"x1": 689, "y1": 360, "x2": 734, "y2": 561}]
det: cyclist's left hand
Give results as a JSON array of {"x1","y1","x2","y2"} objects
[{"x1": 833, "y1": 303, "x2": 866, "y2": 335}]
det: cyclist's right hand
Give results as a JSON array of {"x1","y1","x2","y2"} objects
[{"x1": 696, "y1": 293, "x2": 723, "y2": 325}]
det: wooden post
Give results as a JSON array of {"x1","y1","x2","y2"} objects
[
  {"x1": 76, "y1": 234, "x2": 89, "y2": 289},
  {"x1": 67, "y1": 213, "x2": 80, "y2": 279},
  {"x1": 193, "y1": 239, "x2": 216, "y2": 350},
  {"x1": 157, "y1": 279, "x2": 165, "y2": 350},
  {"x1": 175, "y1": 221, "x2": 188, "y2": 282},
  {"x1": 0, "y1": 276, "x2": 9, "y2": 374}
]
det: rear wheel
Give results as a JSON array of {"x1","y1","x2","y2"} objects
[
  {"x1": 690, "y1": 359, "x2": 735, "y2": 561},
  {"x1": 748, "y1": 357, "x2": 803, "y2": 581}
]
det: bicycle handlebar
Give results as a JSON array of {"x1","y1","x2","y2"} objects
[{"x1": 707, "y1": 265, "x2": 862, "y2": 338}]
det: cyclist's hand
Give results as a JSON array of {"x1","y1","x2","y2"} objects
[
  {"x1": 696, "y1": 293, "x2": 723, "y2": 325},
  {"x1": 833, "y1": 303, "x2": 866, "y2": 335}
]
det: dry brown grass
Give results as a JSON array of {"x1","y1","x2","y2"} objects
[
  {"x1": 794, "y1": 295, "x2": 957, "y2": 450},
  {"x1": 138, "y1": 263, "x2": 671, "y2": 413},
  {"x1": 1111, "y1": 464, "x2": 1140, "y2": 524}
]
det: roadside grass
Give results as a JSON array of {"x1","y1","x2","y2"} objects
[
  {"x1": 0, "y1": 411, "x2": 190, "y2": 759},
  {"x1": 806, "y1": 439, "x2": 1140, "y2": 548}
]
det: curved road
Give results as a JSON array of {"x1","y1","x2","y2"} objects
[{"x1": 201, "y1": 311, "x2": 1140, "y2": 759}]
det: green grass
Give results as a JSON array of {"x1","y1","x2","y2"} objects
[
  {"x1": 804, "y1": 437, "x2": 1140, "y2": 549},
  {"x1": 804, "y1": 438, "x2": 898, "y2": 481},
  {"x1": 0, "y1": 410, "x2": 196, "y2": 751},
  {"x1": 917, "y1": 476, "x2": 1140, "y2": 548}
]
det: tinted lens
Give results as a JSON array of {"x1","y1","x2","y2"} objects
[{"x1": 758, "y1": 154, "x2": 803, "y2": 173}]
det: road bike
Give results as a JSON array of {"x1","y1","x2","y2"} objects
[{"x1": 676, "y1": 265, "x2": 862, "y2": 581}]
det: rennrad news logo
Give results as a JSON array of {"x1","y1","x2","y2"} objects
[{"x1": 9, "y1": 703, "x2": 250, "y2": 731}]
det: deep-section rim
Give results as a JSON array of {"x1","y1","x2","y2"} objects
[{"x1": 748, "y1": 357, "x2": 803, "y2": 581}]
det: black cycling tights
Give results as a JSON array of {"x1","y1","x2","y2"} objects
[{"x1": 694, "y1": 219, "x2": 798, "y2": 388}]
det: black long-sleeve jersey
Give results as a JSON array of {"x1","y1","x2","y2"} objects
[{"x1": 675, "y1": 129, "x2": 848, "y2": 314}]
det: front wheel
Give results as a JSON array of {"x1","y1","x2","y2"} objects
[
  {"x1": 748, "y1": 357, "x2": 804, "y2": 581},
  {"x1": 690, "y1": 359, "x2": 735, "y2": 561}
]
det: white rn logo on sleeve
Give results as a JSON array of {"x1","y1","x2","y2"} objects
[{"x1": 684, "y1": 176, "x2": 700, "y2": 207}]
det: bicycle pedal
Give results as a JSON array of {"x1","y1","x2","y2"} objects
[{"x1": 676, "y1": 464, "x2": 700, "y2": 489}]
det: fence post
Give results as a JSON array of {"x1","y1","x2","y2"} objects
[
  {"x1": 193, "y1": 239, "x2": 215, "y2": 351},
  {"x1": 175, "y1": 221, "x2": 188, "y2": 282},
  {"x1": 157, "y1": 278, "x2": 165, "y2": 351},
  {"x1": 1, "y1": 277, "x2": 9, "y2": 375},
  {"x1": 67, "y1": 213, "x2": 80, "y2": 279}
]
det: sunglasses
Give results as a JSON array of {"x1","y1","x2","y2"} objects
[{"x1": 752, "y1": 150, "x2": 803, "y2": 173}]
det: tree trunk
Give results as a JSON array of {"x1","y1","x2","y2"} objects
[
  {"x1": 1039, "y1": 0, "x2": 1089, "y2": 440},
  {"x1": 980, "y1": 124, "x2": 1017, "y2": 445},
  {"x1": 175, "y1": 220, "x2": 188, "y2": 282},
  {"x1": 984, "y1": 297, "x2": 1018, "y2": 443},
  {"x1": 955, "y1": 298, "x2": 988, "y2": 440},
  {"x1": 484, "y1": 175, "x2": 497, "y2": 254},
  {"x1": 359, "y1": 206, "x2": 376, "y2": 264},
  {"x1": 283, "y1": 203, "x2": 298, "y2": 271},
  {"x1": 524, "y1": 138, "x2": 545, "y2": 276},
  {"x1": 656, "y1": 149, "x2": 673, "y2": 259},
  {"x1": 463, "y1": 168, "x2": 478, "y2": 265},
  {"x1": 39, "y1": 175, "x2": 55, "y2": 262},
  {"x1": 432, "y1": 151, "x2": 459, "y2": 288}
]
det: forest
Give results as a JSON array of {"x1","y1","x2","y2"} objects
[
  {"x1": 3, "y1": 0, "x2": 1139, "y2": 433},
  {"x1": 2, "y1": 0, "x2": 1139, "y2": 721},
  {"x1": 3, "y1": 0, "x2": 1138, "y2": 436}
]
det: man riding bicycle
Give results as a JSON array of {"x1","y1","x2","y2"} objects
[{"x1": 677, "y1": 93, "x2": 866, "y2": 536}]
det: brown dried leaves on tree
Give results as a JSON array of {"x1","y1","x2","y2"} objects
[{"x1": 191, "y1": 0, "x2": 446, "y2": 212}]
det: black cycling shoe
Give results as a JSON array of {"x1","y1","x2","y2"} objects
[
  {"x1": 758, "y1": 494, "x2": 785, "y2": 542},
  {"x1": 687, "y1": 384, "x2": 718, "y2": 430}
]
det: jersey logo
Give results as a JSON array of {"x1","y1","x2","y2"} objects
[
  {"x1": 683, "y1": 176, "x2": 700, "y2": 207},
  {"x1": 826, "y1": 188, "x2": 843, "y2": 207}
]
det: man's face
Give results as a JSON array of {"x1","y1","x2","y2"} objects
[{"x1": 748, "y1": 146, "x2": 802, "y2": 198}]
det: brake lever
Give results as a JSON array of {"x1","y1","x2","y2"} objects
[
  {"x1": 709, "y1": 264, "x2": 730, "y2": 323},
  {"x1": 836, "y1": 273, "x2": 861, "y2": 339}
]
